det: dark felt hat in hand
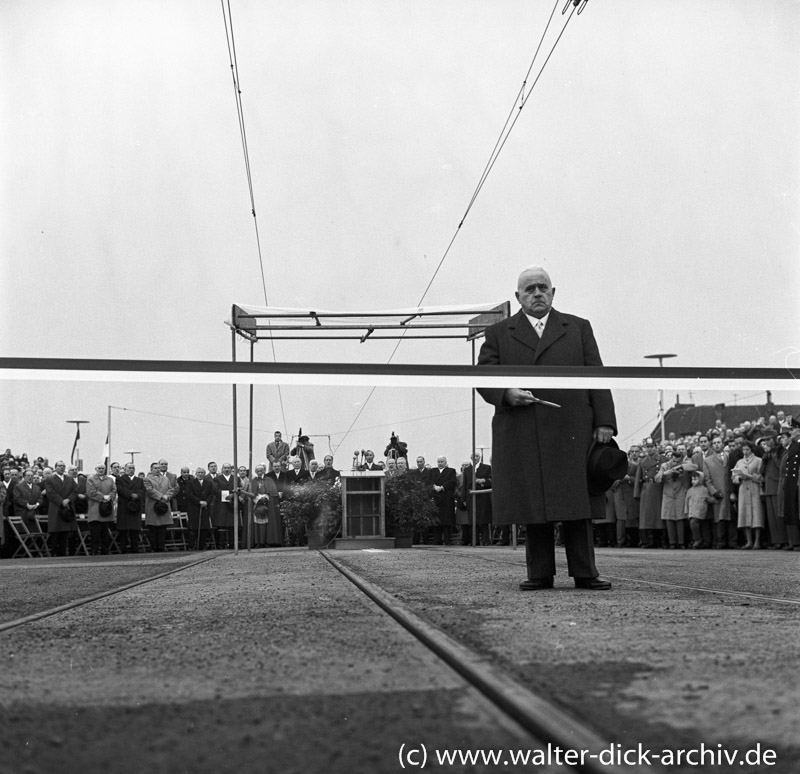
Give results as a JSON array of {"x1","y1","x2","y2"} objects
[{"x1": 587, "y1": 438, "x2": 628, "y2": 496}]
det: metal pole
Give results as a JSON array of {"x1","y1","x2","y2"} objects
[
  {"x1": 248, "y1": 340, "x2": 254, "y2": 552},
  {"x1": 232, "y1": 328, "x2": 239, "y2": 556},
  {"x1": 107, "y1": 406, "x2": 111, "y2": 474},
  {"x1": 471, "y1": 340, "x2": 477, "y2": 547}
]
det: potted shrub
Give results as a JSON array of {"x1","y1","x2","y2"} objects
[
  {"x1": 281, "y1": 480, "x2": 342, "y2": 548},
  {"x1": 384, "y1": 474, "x2": 439, "y2": 547}
]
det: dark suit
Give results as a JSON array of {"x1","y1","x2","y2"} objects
[
  {"x1": 187, "y1": 477, "x2": 215, "y2": 548},
  {"x1": 317, "y1": 467, "x2": 340, "y2": 484},
  {"x1": 477, "y1": 308, "x2": 617, "y2": 582}
]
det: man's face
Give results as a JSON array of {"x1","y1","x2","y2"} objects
[
  {"x1": 365, "y1": 451, "x2": 374, "y2": 463},
  {"x1": 324, "y1": 456, "x2": 333, "y2": 468},
  {"x1": 309, "y1": 460, "x2": 320, "y2": 472},
  {"x1": 125, "y1": 464, "x2": 136, "y2": 476},
  {"x1": 516, "y1": 268, "x2": 555, "y2": 319},
  {"x1": 159, "y1": 460, "x2": 168, "y2": 473},
  {"x1": 222, "y1": 464, "x2": 232, "y2": 475},
  {"x1": 397, "y1": 458, "x2": 408, "y2": 471},
  {"x1": 255, "y1": 465, "x2": 266, "y2": 477},
  {"x1": 676, "y1": 445, "x2": 686, "y2": 458},
  {"x1": 292, "y1": 459, "x2": 301, "y2": 471},
  {"x1": 68, "y1": 467, "x2": 78, "y2": 477},
  {"x1": 471, "y1": 453, "x2": 481, "y2": 465},
  {"x1": 55, "y1": 462, "x2": 66, "y2": 475},
  {"x1": 416, "y1": 457, "x2": 425, "y2": 470},
  {"x1": 275, "y1": 432, "x2": 282, "y2": 442},
  {"x1": 628, "y1": 447, "x2": 640, "y2": 460},
  {"x1": 180, "y1": 467, "x2": 190, "y2": 478},
  {"x1": 95, "y1": 464, "x2": 106, "y2": 476},
  {"x1": 712, "y1": 438, "x2": 723, "y2": 453},
  {"x1": 386, "y1": 459, "x2": 396, "y2": 470},
  {"x1": 437, "y1": 457, "x2": 446, "y2": 470},
  {"x1": 645, "y1": 444, "x2": 656, "y2": 457},
  {"x1": 208, "y1": 462, "x2": 217, "y2": 474},
  {"x1": 195, "y1": 468, "x2": 205, "y2": 480},
  {"x1": 110, "y1": 462, "x2": 120, "y2": 475},
  {"x1": 699, "y1": 437, "x2": 709, "y2": 451},
  {"x1": 24, "y1": 470, "x2": 34, "y2": 483}
]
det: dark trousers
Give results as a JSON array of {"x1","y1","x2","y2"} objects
[
  {"x1": 50, "y1": 531, "x2": 70, "y2": 557},
  {"x1": 89, "y1": 521, "x2": 112, "y2": 554},
  {"x1": 148, "y1": 525, "x2": 167, "y2": 552},
  {"x1": 715, "y1": 520, "x2": 738, "y2": 548},
  {"x1": 117, "y1": 529, "x2": 140, "y2": 553},
  {"x1": 526, "y1": 520, "x2": 598, "y2": 580},
  {"x1": 461, "y1": 524, "x2": 490, "y2": 546}
]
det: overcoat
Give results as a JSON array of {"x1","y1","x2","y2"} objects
[
  {"x1": 702, "y1": 452, "x2": 729, "y2": 522},
  {"x1": 214, "y1": 473, "x2": 240, "y2": 529},
  {"x1": 186, "y1": 477, "x2": 215, "y2": 530},
  {"x1": 12, "y1": 480, "x2": 44, "y2": 526},
  {"x1": 477, "y1": 308, "x2": 616, "y2": 524},
  {"x1": 779, "y1": 439, "x2": 799, "y2": 526},
  {"x1": 86, "y1": 474, "x2": 117, "y2": 523},
  {"x1": 143, "y1": 472, "x2": 176, "y2": 527},
  {"x1": 633, "y1": 454, "x2": 664, "y2": 530},
  {"x1": 429, "y1": 465, "x2": 457, "y2": 527},
  {"x1": 733, "y1": 455, "x2": 764, "y2": 528},
  {"x1": 116, "y1": 473, "x2": 145, "y2": 530},
  {"x1": 461, "y1": 463, "x2": 492, "y2": 526},
  {"x1": 44, "y1": 473, "x2": 77, "y2": 533}
]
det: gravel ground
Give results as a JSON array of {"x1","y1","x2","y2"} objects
[
  {"x1": 334, "y1": 546, "x2": 800, "y2": 774},
  {"x1": 0, "y1": 550, "x2": 569, "y2": 774}
]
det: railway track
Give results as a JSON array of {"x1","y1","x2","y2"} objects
[{"x1": 2, "y1": 547, "x2": 795, "y2": 773}]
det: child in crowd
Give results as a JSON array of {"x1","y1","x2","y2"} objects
[{"x1": 684, "y1": 470, "x2": 716, "y2": 549}]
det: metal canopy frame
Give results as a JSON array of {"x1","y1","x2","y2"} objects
[
  {"x1": 229, "y1": 303, "x2": 510, "y2": 343},
  {"x1": 227, "y1": 301, "x2": 511, "y2": 553}
]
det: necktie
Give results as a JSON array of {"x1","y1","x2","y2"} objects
[{"x1": 535, "y1": 320, "x2": 544, "y2": 336}]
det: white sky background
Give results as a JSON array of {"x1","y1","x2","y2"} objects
[{"x1": 1, "y1": 0, "x2": 799, "y2": 470}]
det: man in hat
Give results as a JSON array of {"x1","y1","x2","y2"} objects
[
  {"x1": 778, "y1": 422, "x2": 800, "y2": 549},
  {"x1": 477, "y1": 266, "x2": 618, "y2": 590}
]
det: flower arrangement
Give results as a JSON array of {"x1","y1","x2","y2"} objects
[
  {"x1": 280, "y1": 480, "x2": 342, "y2": 545},
  {"x1": 384, "y1": 474, "x2": 439, "y2": 537}
]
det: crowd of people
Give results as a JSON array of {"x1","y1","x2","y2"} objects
[
  {"x1": 596, "y1": 414, "x2": 800, "y2": 551},
  {"x1": 2, "y1": 414, "x2": 799, "y2": 557}
]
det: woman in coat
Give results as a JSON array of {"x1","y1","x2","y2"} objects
[
  {"x1": 732, "y1": 443, "x2": 764, "y2": 549},
  {"x1": 86, "y1": 463, "x2": 117, "y2": 555}
]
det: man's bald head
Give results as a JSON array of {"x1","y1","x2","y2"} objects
[{"x1": 516, "y1": 266, "x2": 555, "y2": 318}]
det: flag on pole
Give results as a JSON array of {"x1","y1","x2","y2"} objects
[
  {"x1": 102, "y1": 434, "x2": 109, "y2": 470},
  {"x1": 70, "y1": 425, "x2": 80, "y2": 466}
]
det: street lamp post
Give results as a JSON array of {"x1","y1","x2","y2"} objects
[
  {"x1": 644, "y1": 353, "x2": 677, "y2": 443},
  {"x1": 125, "y1": 450, "x2": 140, "y2": 465},
  {"x1": 66, "y1": 419, "x2": 90, "y2": 470}
]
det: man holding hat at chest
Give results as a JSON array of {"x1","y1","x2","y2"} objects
[{"x1": 478, "y1": 266, "x2": 626, "y2": 590}]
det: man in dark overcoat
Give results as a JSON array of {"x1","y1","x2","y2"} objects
[
  {"x1": 429, "y1": 456, "x2": 457, "y2": 545},
  {"x1": 477, "y1": 266, "x2": 617, "y2": 590},
  {"x1": 44, "y1": 460, "x2": 78, "y2": 556},
  {"x1": 187, "y1": 467, "x2": 215, "y2": 550}
]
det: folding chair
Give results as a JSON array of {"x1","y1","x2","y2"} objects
[
  {"x1": 72, "y1": 517, "x2": 91, "y2": 556},
  {"x1": 164, "y1": 511, "x2": 188, "y2": 551},
  {"x1": 8, "y1": 515, "x2": 50, "y2": 558}
]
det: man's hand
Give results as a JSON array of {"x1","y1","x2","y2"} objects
[
  {"x1": 504, "y1": 389, "x2": 538, "y2": 406},
  {"x1": 593, "y1": 426, "x2": 614, "y2": 443}
]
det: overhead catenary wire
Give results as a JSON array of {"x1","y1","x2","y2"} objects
[
  {"x1": 334, "y1": 1, "x2": 578, "y2": 454},
  {"x1": 221, "y1": 0, "x2": 288, "y2": 437}
]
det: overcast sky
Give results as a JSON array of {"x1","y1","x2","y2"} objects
[{"x1": 1, "y1": 0, "x2": 798, "y2": 470}]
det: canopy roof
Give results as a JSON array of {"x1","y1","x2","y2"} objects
[{"x1": 229, "y1": 302, "x2": 510, "y2": 343}]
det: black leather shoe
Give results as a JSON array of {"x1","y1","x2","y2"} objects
[
  {"x1": 519, "y1": 577, "x2": 554, "y2": 590},
  {"x1": 574, "y1": 577, "x2": 612, "y2": 590}
]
